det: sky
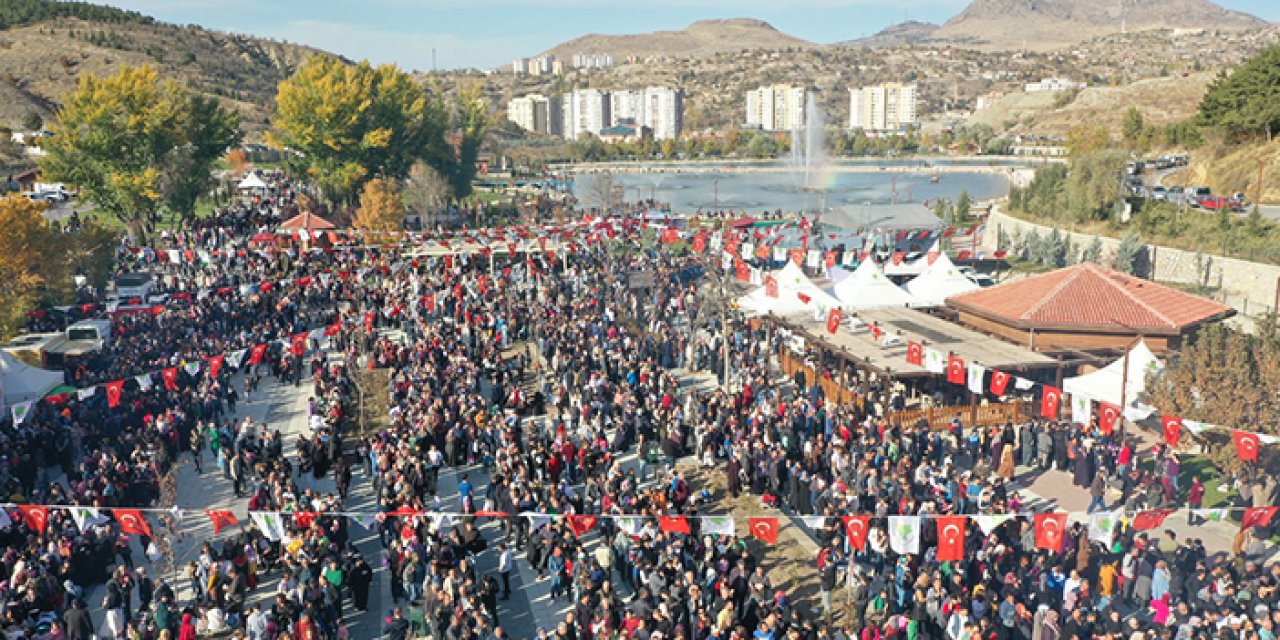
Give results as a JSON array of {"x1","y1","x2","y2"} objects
[{"x1": 104, "y1": 0, "x2": 1280, "y2": 71}]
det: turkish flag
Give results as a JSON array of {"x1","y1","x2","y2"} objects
[
  {"x1": 206, "y1": 510, "x2": 239, "y2": 535},
  {"x1": 507, "y1": 242, "x2": 519, "y2": 256},
  {"x1": 18, "y1": 505, "x2": 48, "y2": 534},
  {"x1": 842, "y1": 515, "x2": 870, "y2": 550},
  {"x1": 936, "y1": 516, "x2": 966, "y2": 562},
  {"x1": 566, "y1": 514, "x2": 597, "y2": 537},
  {"x1": 538, "y1": 237, "x2": 547, "y2": 253},
  {"x1": 927, "y1": 251, "x2": 940, "y2": 265},
  {"x1": 296, "y1": 276, "x2": 313, "y2": 288},
  {"x1": 891, "y1": 251, "x2": 905, "y2": 266},
  {"x1": 693, "y1": 235, "x2": 706, "y2": 252},
  {"x1": 946, "y1": 355, "x2": 966, "y2": 385},
  {"x1": 1234, "y1": 430, "x2": 1262, "y2": 462},
  {"x1": 260, "y1": 281, "x2": 274, "y2": 293},
  {"x1": 827, "y1": 309, "x2": 842, "y2": 335},
  {"x1": 659, "y1": 515, "x2": 691, "y2": 535},
  {"x1": 1131, "y1": 509, "x2": 1174, "y2": 531},
  {"x1": 790, "y1": 249, "x2": 804, "y2": 266},
  {"x1": 1242, "y1": 507, "x2": 1279, "y2": 531},
  {"x1": 797, "y1": 292, "x2": 812, "y2": 304},
  {"x1": 1041, "y1": 385, "x2": 1062, "y2": 419},
  {"x1": 116, "y1": 509, "x2": 152, "y2": 537},
  {"x1": 162, "y1": 367, "x2": 178, "y2": 391},
  {"x1": 295, "y1": 511, "x2": 320, "y2": 529},
  {"x1": 1161, "y1": 415, "x2": 1182, "y2": 447},
  {"x1": 324, "y1": 321, "x2": 342, "y2": 337},
  {"x1": 249, "y1": 343, "x2": 268, "y2": 366},
  {"x1": 906, "y1": 341, "x2": 924, "y2": 366},
  {"x1": 106, "y1": 380, "x2": 124, "y2": 408},
  {"x1": 291, "y1": 333, "x2": 307, "y2": 357},
  {"x1": 824, "y1": 251, "x2": 836, "y2": 269},
  {"x1": 748, "y1": 517, "x2": 780, "y2": 544},
  {"x1": 1034, "y1": 513, "x2": 1067, "y2": 551},
  {"x1": 765, "y1": 276, "x2": 779, "y2": 299},
  {"x1": 208, "y1": 355, "x2": 225, "y2": 380},
  {"x1": 989, "y1": 370, "x2": 1011, "y2": 396},
  {"x1": 735, "y1": 260, "x2": 749, "y2": 282},
  {"x1": 1098, "y1": 402, "x2": 1121, "y2": 435}
]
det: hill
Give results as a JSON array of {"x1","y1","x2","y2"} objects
[
  {"x1": 0, "y1": 4, "x2": 333, "y2": 134},
  {"x1": 836, "y1": 21, "x2": 940, "y2": 49},
  {"x1": 932, "y1": 0, "x2": 1268, "y2": 51},
  {"x1": 537, "y1": 19, "x2": 817, "y2": 62}
]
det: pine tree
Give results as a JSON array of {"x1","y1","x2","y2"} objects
[
  {"x1": 1113, "y1": 232, "x2": 1147, "y2": 276},
  {"x1": 1081, "y1": 237, "x2": 1103, "y2": 264}
]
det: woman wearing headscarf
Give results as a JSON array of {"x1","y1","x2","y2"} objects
[{"x1": 177, "y1": 613, "x2": 197, "y2": 640}]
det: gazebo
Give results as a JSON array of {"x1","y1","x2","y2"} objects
[{"x1": 279, "y1": 212, "x2": 337, "y2": 248}]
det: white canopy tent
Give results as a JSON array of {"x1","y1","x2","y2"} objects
[
  {"x1": 905, "y1": 252, "x2": 979, "y2": 306},
  {"x1": 237, "y1": 173, "x2": 268, "y2": 191},
  {"x1": 1063, "y1": 340, "x2": 1164, "y2": 420},
  {"x1": 832, "y1": 258, "x2": 919, "y2": 309},
  {"x1": 738, "y1": 261, "x2": 841, "y2": 317},
  {"x1": 0, "y1": 350, "x2": 63, "y2": 410}
]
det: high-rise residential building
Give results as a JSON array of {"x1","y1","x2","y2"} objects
[
  {"x1": 512, "y1": 58, "x2": 530, "y2": 75},
  {"x1": 641, "y1": 86, "x2": 682, "y2": 141},
  {"x1": 848, "y1": 83, "x2": 918, "y2": 132},
  {"x1": 610, "y1": 90, "x2": 645, "y2": 126},
  {"x1": 744, "y1": 85, "x2": 806, "y2": 131},
  {"x1": 562, "y1": 89, "x2": 611, "y2": 140},
  {"x1": 571, "y1": 53, "x2": 614, "y2": 69},
  {"x1": 507, "y1": 94, "x2": 563, "y2": 137}
]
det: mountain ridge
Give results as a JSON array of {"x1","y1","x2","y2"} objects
[{"x1": 535, "y1": 18, "x2": 817, "y2": 62}]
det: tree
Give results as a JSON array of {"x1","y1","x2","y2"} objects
[
  {"x1": 403, "y1": 161, "x2": 452, "y2": 229},
  {"x1": 1065, "y1": 150, "x2": 1127, "y2": 222},
  {"x1": 40, "y1": 65, "x2": 240, "y2": 242},
  {"x1": 444, "y1": 82, "x2": 493, "y2": 200},
  {"x1": 1197, "y1": 45, "x2": 1280, "y2": 142},
  {"x1": 1113, "y1": 231, "x2": 1148, "y2": 277},
  {"x1": 21, "y1": 111, "x2": 42, "y2": 131},
  {"x1": 1121, "y1": 107, "x2": 1146, "y2": 148},
  {"x1": 269, "y1": 56, "x2": 447, "y2": 205},
  {"x1": 1081, "y1": 236, "x2": 1103, "y2": 264},
  {"x1": 224, "y1": 148, "x2": 249, "y2": 174},
  {"x1": 955, "y1": 191, "x2": 973, "y2": 224},
  {"x1": 1065, "y1": 125, "x2": 1112, "y2": 159},
  {"x1": 351, "y1": 177, "x2": 405, "y2": 238}
]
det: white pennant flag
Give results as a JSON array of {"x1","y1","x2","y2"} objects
[
  {"x1": 615, "y1": 516, "x2": 643, "y2": 536},
  {"x1": 524, "y1": 512, "x2": 550, "y2": 531},
  {"x1": 430, "y1": 513, "x2": 453, "y2": 531},
  {"x1": 1014, "y1": 377, "x2": 1036, "y2": 391},
  {"x1": 801, "y1": 516, "x2": 827, "y2": 531},
  {"x1": 308, "y1": 327, "x2": 326, "y2": 341},
  {"x1": 77, "y1": 387, "x2": 97, "y2": 401},
  {"x1": 888, "y1": 516, "x2": 920, "y2": 555},
  {"x1": 0, "y1": 507, "x2": 10, "y2": 529},
  {"x1": 1088, "y1": 512, "x2": 1121, "y2": 544},
  {"x1": 69, "y1": 506, "x2": 109, "y2": 533},
  {"x1": 924, "y1": 349, "x2": 946, "y2": 374},
  {"x1": 1194, "y1": 509, "x2": 1226, "y2": 522},
  {"x1": 973, "y1": 514, "x2": 1012, "y2": 535},
  {"x1": 136, "y1": 373, "x2": 153, "y2": 391},
  {"x1": 702, "y1": 516, "x2": 735, "y2": 537},
  {"x1": 184, "y1": 362, "x2": 201, "y2": 377},
  {"x1": 350, "y1": 514, "x2": 377, "y2": 530},
  {"x1": 250, "y1": 512, "x2": 286, "y2": 541},
  {"x1": 967, "y1": 363, "x2": 986, "y2": 395},
  {"x1": 226, "y1": 349, "x2": 247, "y2": 370},
  {"x1": 1071, "y1": 394, "x2": 1092, "y2": 426},
  {"x1": 10, "y1": 401, "x2": 34, "y2": 425}
]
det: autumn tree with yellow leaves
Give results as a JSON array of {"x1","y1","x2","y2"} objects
[
  {"x1": 352, "y1": 177, "x2": 406, "y2": 241},
  {"x1": 40, "y1": 65, "x2": 240, "y2": 242}
]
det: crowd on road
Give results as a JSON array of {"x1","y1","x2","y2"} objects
[{"x1": 2, "y1": 175, "x2": 1279, "y2": 640}]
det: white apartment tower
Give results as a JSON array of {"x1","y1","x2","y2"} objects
[
  {"x1": 562, "y1": 89, "x2": 611, "y2": 140},
  {"x1": 641, "y1": 86, "x2": 682, "y2": 141},
  {"x1": 848, "y1": 83, "x2": 918, "y2": 132},
  {"x1": 507, "y1": 94, "x2": 563, "y2": 137},
  {"x1": 745, "y1": 85, "x2": 806, "y2": 131}
]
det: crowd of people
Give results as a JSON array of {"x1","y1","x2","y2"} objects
[{"x1": 1, "y1": 174, "x2": 1277, "y2": 640}]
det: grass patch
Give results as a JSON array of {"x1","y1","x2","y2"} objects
[{"x1": 1176, "y1": 454, "x2": 1235, "y2": 509}]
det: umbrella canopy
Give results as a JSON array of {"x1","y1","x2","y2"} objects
[
  {"x1": 279, "y1": 212, "x2": 336, "y2": 232},
  {"x1": 237, "y1": 173, "x2": 268, "y2": 190}
]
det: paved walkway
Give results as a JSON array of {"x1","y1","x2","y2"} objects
[{"x1": 78, "y1": 345, "x2": 390, "y2": 638}]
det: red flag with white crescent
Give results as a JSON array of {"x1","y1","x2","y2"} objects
[
  {"x1": 115, "y1": 508, "x2": 152, "y2": 537},
  {"x1": 1041, "y1": 385, "x2": 1062, "y2": 419},
  {"x1": 18, "y1": 505, "x2": 48, "y2": 534},
  {"x1": 936, "y1": 516, "x2": 966, "y2": 562},
  {"x1": 1234, "y1": 429, "x2": 1262, "y2": 462},
  {"x1": 208, "y1": 355, "x2": 225, "y2": 380},
  {"x1": 1098, "y1": 402, "x2": 1121, "y2": 435},
  {"x1": 765, "y1": 276, "x2": 779, "y2": 299},
  {"x1": 826, "y1": 309, "x2": 842, "y2": 335},
  {"x1": 1131, "y1": 509, "x2": 1174, "y2": 531},
  {"x1": 1161, "y1": 415, "x2": 1182, "y2": 447},
  {"x1": 566, "y1": 514, "x2": 597, "y2": 538},
  {"x1": 249, "y1": 343, "x2": 268, "y2": 366},
  {"x1": 1242, "y1": 507, "x2": 1279, "y2": 531},
  {"x1": 842, "y1": 515, "x2": 870, "y2": 550},
  {"x1": 748, "y1": 517, "x2": 779, "y2": 544},
  {"x1": 1034, "y1": 513, "x2": 1067, "y2": 551},
  {"x1": 946, "y1": 355, "x2": 966, "y2": 385},
  {"x1": 162, "y1": 367, "x2": 178, "y2": 391},
  {"x1": 206, "y1": 510, "x2": 239, "y2": 535},
  {"x1": 659, "y1": 515, "x2": 691, "y2": 535},
  {"x1": 989, "y1": 370, "x2": 1011, "y2": 396},
  {"x1": 106, "y1": 380, "x2": 124, "y2": 408},
  {"x1": 906, "y1": 341, "x2": 924, "y2": 366}
]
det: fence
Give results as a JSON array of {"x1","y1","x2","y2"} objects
[
  {"x1": 776, "y1": 348, "x2": 862, "y2": 408},
  {"x1": 888, "y1": 401, "x2": 1031, "y2": 431}
]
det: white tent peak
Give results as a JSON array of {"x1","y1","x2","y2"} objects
[
  {"x1": 1063, "y1": 340, "x2": 1163, "y2": 420},
  {"x1": 833, "y1": 258, "x2": 919, "y2": 310},
  {"x1": 738, "y1": 263, "x2": 840, "y2": 317},
  {"x1": 237, "y1": 173, "x2": 268, "y2": 190},
  {"x1": 0, "y1": 350, "x2": 63, "y2": 409},
  {"x1": 906, "y1": 252, "x2": 979, "y2": 306}
]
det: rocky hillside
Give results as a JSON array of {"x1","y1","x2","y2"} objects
[
  {"x1": 0, "y1": 13, "x2": 333, "y2": 133},
  {"x1": 537, "y1": 19, "x2": 817, "y2": 62},
  {"x1": 836, "y1": 21, "x2": 940, "y2": 49},
  {"x1": 932, "y1": 0, "x2": 1268, "y2": 51}
]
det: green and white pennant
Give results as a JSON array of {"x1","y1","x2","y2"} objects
[
  {"x1": 10, "y1": 401, "x2": 33, "y2": 425},
  {"x1": 250, "y1": 511, "x2": 286, "y2": 541}
]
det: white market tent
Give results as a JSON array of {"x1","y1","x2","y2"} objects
[
  {"x1": 1063, "y1": 340, "x2": 1163, "y2": 420},
  {"x1": 237, "y1": 173, "x2": 268, "y2": 191},
  {"x1": 0, "y1": 350, "x2": 63, "y2": 409},
  {"x1": 832, "y1": 258, "x2": 920, "y2": 309},
  {"x1": 738, "y1": 261, "x2": 841, "y2": 317},
  {"x1": 905, "y1": 252, "x2": 979, "y2": 306}
]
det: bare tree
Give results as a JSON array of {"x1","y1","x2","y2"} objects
[
  {"x1": 404, "y1": 161, "x2": 453, "y2": 230},
  {"x1": 578, "y1": 171, "x2": 619, "y2": 213}
]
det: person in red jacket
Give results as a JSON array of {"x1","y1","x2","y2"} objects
[{"x1": 1187, "y1": 476, "x2": 1206, "y2": 524}]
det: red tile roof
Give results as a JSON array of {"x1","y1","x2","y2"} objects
[
  {"x1": 946, "y1": 263, "x2": 1234, "y2": 331},
  {"x1": 279, "y1": 212, "x2": 336, "y2": 231}
]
